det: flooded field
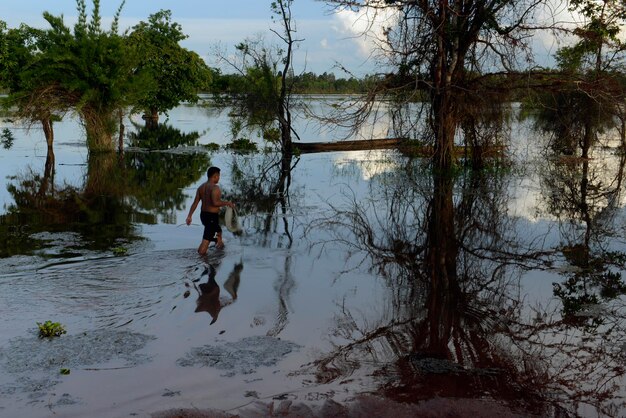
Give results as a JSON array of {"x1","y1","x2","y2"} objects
[{"x1": 1, "y1": 100, "x2": 626, "y2": 417}]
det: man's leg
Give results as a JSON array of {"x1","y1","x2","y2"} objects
[
  {"x1": 198, "y1": 239, "x2": 210, "y2": 255},
  {"x1": 215, "y1": 232, "x2": 224, "y2": 249}
]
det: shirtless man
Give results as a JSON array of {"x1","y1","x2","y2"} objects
[{"x1": 186, "y1": 166, "x2": 235, "y2": 254}]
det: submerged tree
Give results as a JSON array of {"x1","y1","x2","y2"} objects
[
  {"x1": 526, "y1": 0, "x2": 626, "y2": 156},
  {"x1": 323, "y1": 0, "x2": 549, "y2": 169},
  {"x1": 44, "y1": 0, "x2": 144, "y2": 152},
  {"x1": 0, "y1": 22, "x2": 67, "y2": 149},
  {"x1": 4, "y1": 0, "x2": 149, "y2": 153},
  {"x1": 128, "y1": 10, "x2": 212, "y2": 128},
  {"x1": 221, "y1": 0, "x2": 302, "y2": 157}
]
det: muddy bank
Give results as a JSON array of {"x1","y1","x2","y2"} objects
[{"x1": 153, "y1": 395, "x2": 534, "y2": 418}]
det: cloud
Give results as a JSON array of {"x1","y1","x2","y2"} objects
[{"x1": 332, "y1": 7, "x2": 396, "y2": 60}]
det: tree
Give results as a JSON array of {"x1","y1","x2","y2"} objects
[
  {"x1": 524, "y1": 0, "x2": 626, "y2": 156},
  {"x1": 0, "y1": 22, "x2": 67, "y2": 149},
  {"x1": 46, "y1": 0, "x2": 141, "y2": 152},
  {"x1": 271, "y1": 0, "x2": 301, "y2": 156},
  {"x1": 11, "y1": 0, "x2": 147, "y2": 153},
  {"x1": 324, "y1": 0, "x2": 548, "y2": 169},
  {"x1": 568, "y1": 0, "x2": 625, "y2": 74},
  {"x1": 128, "y1": 10, "x2": 212, "y2": 128},
  {"x1": 221, "y1": 0, "x2": 302, "y2": 157}
]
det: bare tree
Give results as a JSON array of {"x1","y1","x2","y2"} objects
[
  {"x1": 218, "y1": 0, "x2": 303, "y2": 158},
  {"x1": 323, "y1": 0, "x2": 552, "y2": 169}
]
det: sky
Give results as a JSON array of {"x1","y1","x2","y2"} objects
[{"x1": 1, "y1": 0, "x2": 385, "y2": 76}]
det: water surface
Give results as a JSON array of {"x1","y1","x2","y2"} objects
[{"x1": 1, "y1": 102, "x2": 625, "y2": 417}]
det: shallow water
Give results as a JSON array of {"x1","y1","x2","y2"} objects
[{"x1": 1, "y1": 103, "x2": 626, "y2": 417}]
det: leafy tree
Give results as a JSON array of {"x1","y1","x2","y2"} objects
[
  {"x1": 524, "y1": 0, "x2": 626, "y2": 156},
  {"x1": 567, "y1": 0, "x2": 625, "y2": 74},
  {"x1": 49, "y1": 0, "x2": 142, "y2": 152},
  {"x1": 128, "y1": 10, "x2": 212, "y2": 128},
  {"x1": 7, "y1": 0, "x2": 148, "y2": 153},
  {"x1": 0, "y1": 22, "x2": 66, "y2": 148}
]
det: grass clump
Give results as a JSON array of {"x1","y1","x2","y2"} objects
[{"x1": 37, "y1": 321, "x2": 67, "y2": 338}]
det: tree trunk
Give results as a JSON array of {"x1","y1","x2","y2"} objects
[
  {"x1": 41, "y1": 117, "x2": 54, "y2": 148},
  {"x1": 118, "y1": 110, "x2": 125, "y2": 153},
  {"x1": 581, "y1": 122, "x2": 593, "y2": 160},
  {"x1": 143, "y1": 109, "x2": 159, "y2": 129},
  {"x1": 620, "y1": 110, "x2": 626, "y2": 150},
  {"x1": 278, "y1": 108, "x2": 292, "y2": 156},
  {"x1": 421, "y1": 173, "x2": 460, "y2": 355},
  {"x1": 432, "y1": 89, "x2": 457, "y2": 170},
  {"x1": 38, "y1": 146, "x2": 56, "y2": 199},
  {"x1": 85, "y1": 152, "x2": 119, "y2": 197},
  {"x1": 84, "y1": 111, "x2": 116, "y2": 153}
]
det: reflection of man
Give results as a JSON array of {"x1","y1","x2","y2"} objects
[
  {"x1": 223, "y1": 262, "x2": 243, "y2": 300},
  {"x1": 186, "y1": 166, "x2": 236, "y2": 254},
  {"x1": 194, "y1": 262, "x2": 242, "y2": 325},
  {"x1": 194, "y1": 265, "x2": 221, "y2": 324}
]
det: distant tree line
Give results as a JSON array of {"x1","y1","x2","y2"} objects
[{"x1": 209, "y1": 70, "x2": 374, "y2": 95}]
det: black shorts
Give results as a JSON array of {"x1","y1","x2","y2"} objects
[{"x1": 200, "y1": 211, "x2": 221, "y2": 242}]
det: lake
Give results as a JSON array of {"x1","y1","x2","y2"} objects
[{"x1": 1, "y1": 98, "x2": 625, "y2": 417}]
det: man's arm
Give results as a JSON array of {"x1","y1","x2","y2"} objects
[
  {"x1": 186, "y1": 187, "x2": 202, "y2": 225},
  {"x1": 211, "y1": 186, "x2": 235, "y2": 208}
]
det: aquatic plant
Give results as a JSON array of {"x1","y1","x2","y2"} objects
[
  {"x1": 37, "y1": 321, "x2": 67, "y2": 338},
  {"x1": 226, "y1": 138, "x2": 258, "y2": 153},
  {"x1": 1, "y1": 128, "x2": 14, "y2": 149},
  {"x1": 112, "y1": 246, "x2": 128, "y2": 256},
  {"x1": 202, "y1": 143, "x2": 220, "y2": 152}
]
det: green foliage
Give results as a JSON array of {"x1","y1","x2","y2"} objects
[
  {"x1": 563, "y1": 0, "x2": 625, "y2": 73},
  {"x1": 263, "y1": 127, "x2": 280, "y2": 142},
  {"x1": 1, "y1": 128, "x2": 14, "y2": 149},
  {"x1": 128, "y1": 123, "x2": 200, "y2": 150},
  {"x1": 112, "y1": 246, "x2": 128, "y2": 256},
  {"x1": 128, "y1": 10, "x2": 212, "y2": 117},
  {"x1": 0, "y1": 21, "x2": 62, "y2": 128},
  {"x1": 37, "y1": 320, "x2": 67, "y2": 338},
  {"x1": 60, "y1": 368, "x2": 71, "y2": 375},
  {"x1": 202, "y1": 143, "x2": 221, "y2": 152},
  {"x1": 210, "y1": 70, "x2": 375, "y2": 95},
  {"x1": 2, "y1": 1, "x2": 148, "y2": 152},
  {"x1": 229, "y1": 39, "x2": 282, "y2": 131},
  {"x1": 291, "y1": 71, "x2": 369, "y2": 94},
  {"x1": 226, "y1": 138, "x2": 259, "y2": 153}
]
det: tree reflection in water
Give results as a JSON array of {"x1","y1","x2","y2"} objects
[
  {"x1": 228, "y1": 151, "x2": 299, "y2": 246},
  {"x1": 540, "y1": 152, "x2": 626, "y2": 330},
  {"x1": 309, "y1": 160, "x2": 626, "y2": 416},
  {"x1": 227, "y1": 151, "x2": 299, "y2": 337},
  {"x1": 0, "y1": 125, "x2": 211, "y2": 257}
]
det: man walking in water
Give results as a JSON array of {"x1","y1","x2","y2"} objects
[{"x1": 186, "y1": 167, "x2": 235, "y2": 254}]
